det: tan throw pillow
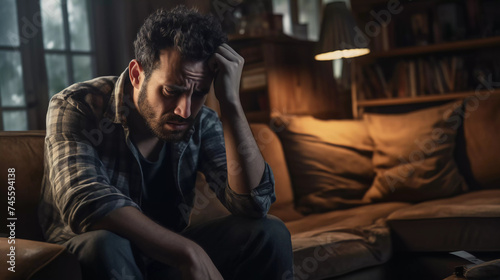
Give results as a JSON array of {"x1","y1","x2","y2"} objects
[
  {"x1": 363, "y1": 101, "x2": 468, "y2": 202},
  {"x1": 276, "y1": 115, "x2": 375, "y2": 214}
]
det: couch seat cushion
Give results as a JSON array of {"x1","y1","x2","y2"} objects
[
  {"x1": 387, "y1": 190, "x2": 500, "y2": 252},
  {"x1": 286, "y1": 202, "x2": 409, "y2": 279}
]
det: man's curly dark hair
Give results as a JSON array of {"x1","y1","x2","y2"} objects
[{"x1": 133, "y1": 6, "x2": 228, "y2": 78}]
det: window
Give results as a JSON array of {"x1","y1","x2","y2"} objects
[
  {"x1": 272, "y1": 0, "x2": 293, "y2": 36},
  {"x1": 272, "y1": 0, "x2": 351, "y2": 41},
  {"x1": 42, "y1": 0, "x2": 95, "y2": 98},
  {"x1": 0, "y1": 0, "x2": 95, "y2": 131},
  {"x1": 0, "y1": 0, "x2": 28, "y2": 131},
  {"x1": 298, "y1": 0, "x2": 321, "y2": 41},
  {"x1": 270, "y1": 0, "x2": 351, "y2": 85}
]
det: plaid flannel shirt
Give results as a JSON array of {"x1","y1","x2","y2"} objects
[{"x1": 38, "y1": 68, "x2": 276, "y2": 244}]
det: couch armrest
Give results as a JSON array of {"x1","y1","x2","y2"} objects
[{"x1": 0, "y1": 238, "x2": 81, "y2": 280}]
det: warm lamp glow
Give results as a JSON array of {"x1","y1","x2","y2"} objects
[
  {"x1": 315, "y1": 48, "x2": 370, "y2": 61},
  {"x1": 315, "y1": 2, "x2": 370, "y2": 61}
]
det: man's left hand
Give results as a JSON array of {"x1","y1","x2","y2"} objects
[{"x1": 209, "y1": 43, "x2": 244, "y2": 107}]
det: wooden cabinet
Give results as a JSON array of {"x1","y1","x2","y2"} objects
[
  {"x1": 221, "y1": 35, "x2": 344, "y2": 122},
  {"x1": 350, "y1": 0, "x2": 500, "y2": 118},
  {"x1": 228, "y1": 36, "x2": 271, "y2": 123}
]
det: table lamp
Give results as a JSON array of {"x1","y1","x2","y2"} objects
[{"x1": 315, "y1": 1, "x2": 370, "y2": 61}]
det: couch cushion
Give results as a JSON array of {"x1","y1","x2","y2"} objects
[
  {"x1": 191, "y1": 124, "x2": 304, "y2": 224},
  {"x1": 276, "y1": 115, "x2": 375, "y2": 214},
  {"x1": 363, "y1": 101, "x2": 468, "y2": 203},
  {"x1": 0, "y1": 131, "x2": 46, "y2": 241},
  {"x1": 204, "y1": 103, "x2": 302, "y2": 222},
  {"x1": 189, "y1": 172, "x2": 231, "y2": 226},
  {"x1": 0, "y1": 238, "x2": 81, "y2": 280},
  {"x1": 387, "y1": 189, "x2": 500, "y2": 252},
  {"x1": 250, "y1": 123, "x2": 304, "y2": 222},
  {"x1": 286, "y1": 202, "x2": 409, "y2": 279},
  {"x1": 461, "y1": 95, "x2": 500, "y2": 189}
]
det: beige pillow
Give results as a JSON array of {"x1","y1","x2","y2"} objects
[
  {"x1": 363, "y1": 101, "x2": 468, "y2": 202},
  {"x1": 276, "y1": 115, "x2": 375, "y2": 214}
]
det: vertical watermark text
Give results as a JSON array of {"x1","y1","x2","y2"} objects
[{"x1": 6, "y1": 168, "x2": 16, "y2": 273}]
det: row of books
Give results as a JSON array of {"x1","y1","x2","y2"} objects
[
  {"x1": 356, "y1": 56, "x2": 471, "y2": 100},
  {"x1": 371, "y1": 0, "x2": 500, "y2": 51}
]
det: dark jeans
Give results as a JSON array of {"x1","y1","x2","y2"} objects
[{"x1": 63, "y1": 215, "x2": 293, "y2": 280}]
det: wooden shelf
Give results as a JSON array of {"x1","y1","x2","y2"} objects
[
  {"x1": 369, "y1": 36, "x2": 500, "y2": 58},
  {"x1": 357, "y1": 89, "x2": 500, "y2": 107},
  {"x1": 350, "y1": 0, "x2": 500, "y2": 118}
]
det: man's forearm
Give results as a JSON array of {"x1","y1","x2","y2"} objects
[
  {"x1": 219, "y1": 102, "x2": 266, "y2": 194},
  {"x1": 209, "y1": 43, "x2": 266, "y2": 194},
  {"x1": 89, "y1": 206, "x2": 197, "y2": 268}
]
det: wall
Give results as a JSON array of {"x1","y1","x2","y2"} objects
[{"x1": 92, "y1": 0, "x2": 211, "y2": 76}]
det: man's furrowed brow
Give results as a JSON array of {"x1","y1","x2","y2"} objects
[
  {"x1": 165, "y1": 84, "x2": 189, "y2": 91},
  {"x1": 165, "y1": 84, "x2": 210, "y2": 94}
]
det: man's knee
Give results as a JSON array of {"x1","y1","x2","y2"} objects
[
  {"x1": 237, "y1": 215, "x2": 291, "y2": 252},
  {"x1": 238, "y1": 215, "x2": 293, "y2": 277},
  {"x1": 64, "y1": 230, "x2": 143, "y2": 280},
  {"x1": 89, "y1": 230, "x2": 130, "y2": 249},
  {"x1": 256, "y1": 215, "x2": 291, "y2": 240}
]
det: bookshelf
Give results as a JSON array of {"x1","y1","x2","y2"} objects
[
  {"x1": 357, "y1": 89, "x2": 500, "y2": 107},
  {"x1": 350, "y1": 0, "x2": 500, "y2": 118},
  {"x1": 369, "y1": 36, "x2": 500, "y2": 58}
]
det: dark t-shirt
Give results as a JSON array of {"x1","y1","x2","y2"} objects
[{"x1": 136, "y1": 142, "x2": 186, "y2": 232}]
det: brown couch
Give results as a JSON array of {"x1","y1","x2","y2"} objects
[
  {"x1": 191, "y1": 96, "x2": 500, "y2": 279},
  {"x1": 1, "y1": 96, "x2": 499, "y2": 280},
  {"x1": 0, "y1": 131, "x2": 81, "y2": 280}
]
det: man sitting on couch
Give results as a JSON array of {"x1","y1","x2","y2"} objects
[{"x1": 38, "y1": 6, "x2": 292, "y2": 280}]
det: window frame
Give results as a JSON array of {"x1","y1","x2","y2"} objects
[
  {"x1": 0, "y1": 48, "x2": 27, "y2": 130},
  {"x1": 0, "y1": 0, "x2": 96, "y2": 131},
  {"x1": 44, "y1": 0, "x2": 97, "y2": 88},
  {"x1": 0, "y1": 0, "x2": 38, "y2": 131}
]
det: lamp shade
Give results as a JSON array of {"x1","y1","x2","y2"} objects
[{"x1": 315, "y1": 2, "x2": 370, "y2": 61}]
